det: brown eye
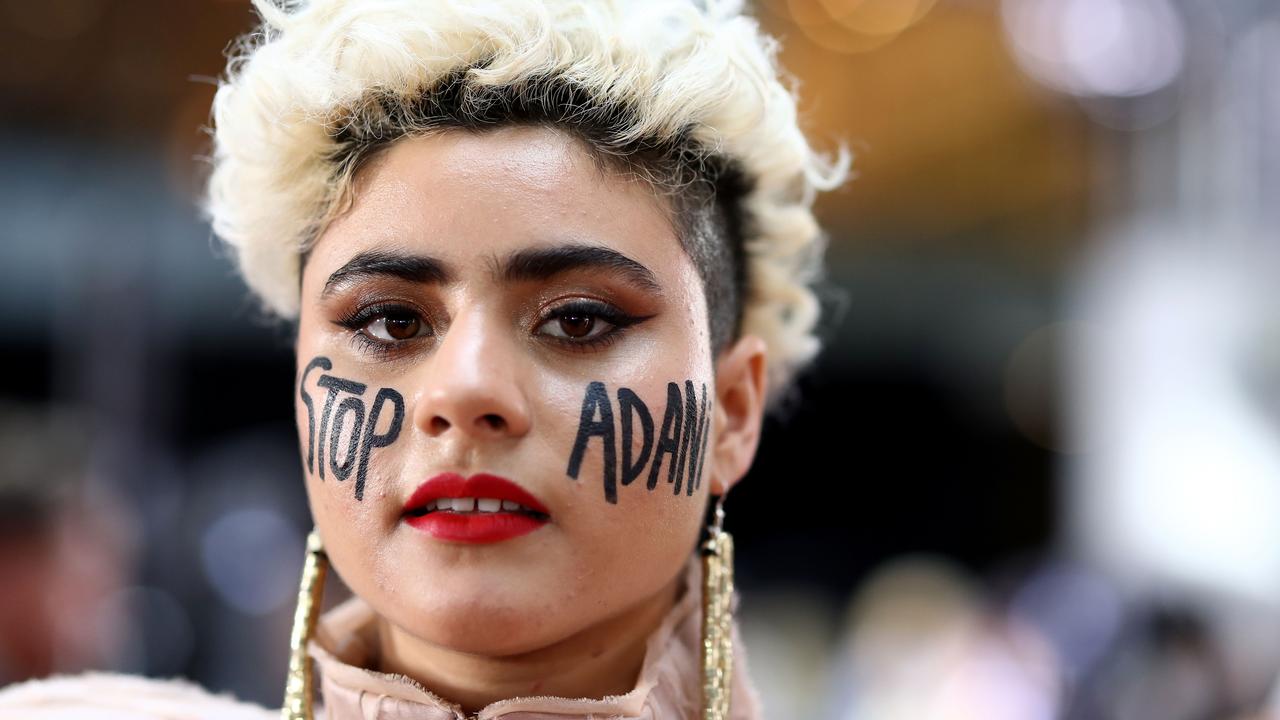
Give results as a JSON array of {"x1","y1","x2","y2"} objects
[
  {"x1": 366, "y1": 312, "x2": 427, "y2": 342},
  {"x1": 536, "y1": 300, "x2": 634, "y2": 345},
  {"x1": 384, "y1": 315, "x2": 420, "y2": 340},
  {"x1": 557, "y1": 314, "x2": 594, "y2": 338}
]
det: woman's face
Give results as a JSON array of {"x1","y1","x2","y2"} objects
[{"x1": 294, "y1": 125, "x2": 726, "y2": 655}]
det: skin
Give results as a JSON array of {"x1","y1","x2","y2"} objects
[{"x1": 295, "y1": 125, "x2": 767, "y2": 712}]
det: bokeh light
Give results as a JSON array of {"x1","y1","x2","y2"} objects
[
  {"x1": 1001, "y1": 0, "x2": 1186, "y2": 99},
  {"x1": 767, "y1": 0, "x2": 938, "y2": 54},
  {"x1": 200, "y1": 507, "x2": 303, "y2": 616}
]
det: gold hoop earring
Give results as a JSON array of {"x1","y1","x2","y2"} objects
[
  {"x1": 701, "y1": 495, "x2": 735, "y2": 720},
  {"x1": 282, "y1": 529, "x2": 327, "y2": 720}
]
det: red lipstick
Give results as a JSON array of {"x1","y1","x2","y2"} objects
[{"x1": 402, "y1": 472, "x2": 549, "y2": 543}]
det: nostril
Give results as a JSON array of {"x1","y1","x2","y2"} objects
[
  {"x1": 479, "y1": 414, "x2": 506, "y2": 432},
  {"x1": 429, "y1": 416, "x2": 451, "y2": 435}
]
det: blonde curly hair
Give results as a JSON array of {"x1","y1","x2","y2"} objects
[{"x1": 205, "y1": 0, "x2": 846, "y2": 405}]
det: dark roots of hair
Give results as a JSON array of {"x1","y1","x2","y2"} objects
[{"x1": 320, "y1": 66, "x2": 753, "y2": 357}]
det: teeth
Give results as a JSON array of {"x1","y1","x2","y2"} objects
[{"x1": 422, "y1": 497, "x2": 534, "y2": 514}]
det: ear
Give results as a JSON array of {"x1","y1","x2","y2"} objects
[{"x1": 707, "y1": 334, "x2": 768, "y2": 496}]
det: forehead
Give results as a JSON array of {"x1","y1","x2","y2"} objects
[{"x1": 305, "y1": 125, "x2": 683, "y2": 281}]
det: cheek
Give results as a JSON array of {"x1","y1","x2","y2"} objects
[
  {"x1": 560, "y1": 377, "x2": 715, "y2": 507},
  {"x1": 547, "y1": 381, "x2": 713, "y2": 612},
  {"x1": 546, "y1": 374, "x2": 716, "y2": 582},
  {"x1": 572, "y1": 481, "x2": 705, "y2": 594},
  {"x1": 293, "y1": 354, "x2": 408, "y2": 546}
]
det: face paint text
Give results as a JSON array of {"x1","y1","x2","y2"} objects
[
  {"x1": 299, "y1": 355, "x2": 404, "y2": 500},
  {"x1": 566, "y1": 380, "x2": 711, "y2": 504}
]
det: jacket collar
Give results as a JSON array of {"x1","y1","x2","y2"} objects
[{"x1": 307, "y1": 554, "x2": 761, "y2": 719}]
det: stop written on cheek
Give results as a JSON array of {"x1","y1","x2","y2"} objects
[
  {"x1": 566, "y1": 380, "x2": 712, "y2": 504},
  {"x1": 298, "y1": 356, "x2": 405, "y2": 501}
]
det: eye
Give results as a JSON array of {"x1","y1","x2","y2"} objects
[
  {"x1": 540, "y1": 310, "x2": 611, "y2": 341},
  {"x1": 535, "y1": 299, "x2": 647, "y2": 347},
  {"x1": 334, "y1": 302, "x2": 432, "y2": 353},
  {"x1": 367, "y1": 312, "x2": 426, "y2": 342}
]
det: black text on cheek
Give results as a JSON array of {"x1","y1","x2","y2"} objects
[
  {"x1": 298, "y1": 355, "x2": 404, "y2": 501},
  {"x1": 566, "y1": 380, "x2": 711, "y2": 504}
]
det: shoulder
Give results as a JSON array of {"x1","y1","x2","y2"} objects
[{"x1": 0, "y1": 672, "x2": 276, "y2": 720}]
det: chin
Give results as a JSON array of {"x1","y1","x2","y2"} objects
[
  {"x1": 378, "y1": 561, "x2": 583, "y2": 653},
  {"x1": 399, "y1": 594, "x2": 571, "y2": 657}
]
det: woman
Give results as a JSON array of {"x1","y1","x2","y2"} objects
[{"x1": 0, "y1": 0, "x2": 844, "y2": 717}]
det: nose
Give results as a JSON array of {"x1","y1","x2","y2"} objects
[{"x1": 411, "y1": 309, "x2": 532, "y2": 440}]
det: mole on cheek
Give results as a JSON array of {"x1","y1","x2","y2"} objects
[{"x1": 298, "y1": 355, "x2": 405, "y2": 501}]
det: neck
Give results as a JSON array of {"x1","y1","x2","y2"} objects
[{"x1": 374, "y1": 574, "x2": 682, "y2": 714}]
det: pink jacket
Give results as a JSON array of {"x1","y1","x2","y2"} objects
[{"x1": 0, "y1": 555, "x2": 763, "y2": 719}]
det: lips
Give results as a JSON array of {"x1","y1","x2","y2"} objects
[{"x1": 402, "y1": 472, "x2": 549, "y2": 543}]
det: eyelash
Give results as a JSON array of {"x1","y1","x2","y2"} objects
[
  {"x1": 332, "y1": 299, "x2": 649, "y2": 358},
  {"x1": 542, "y1": 300, "x2": 648, "y2": 352},
  {"x1": 333, "y1": 302, "x2": 424, "y2": 359}
]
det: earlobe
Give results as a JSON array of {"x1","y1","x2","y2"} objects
[{"x1": 707, "y1": 334, "x2": 768, "y2": 496}]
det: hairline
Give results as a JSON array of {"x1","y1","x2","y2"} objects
[{"x1": 300, "y1": 120, "x2": 746, "y2": 356}]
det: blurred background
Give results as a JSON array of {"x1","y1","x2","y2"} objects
[{"x1": 0, "y1": 0, "x2": 1277, "y2": 717}]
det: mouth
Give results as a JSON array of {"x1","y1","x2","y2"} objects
[{"x1": 402, "y1": 472, "x2": 550, "y2": 544}]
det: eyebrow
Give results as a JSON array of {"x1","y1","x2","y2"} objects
[
  {"x1": 500, "y1": 244, "x2": 662, "y2": 293},
  {"x1": 322, "y1": 244, "x2": 662, "y2": 298},
  {"x1": 322, "y1": 250, "x2": 453, "y2": 297}
]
